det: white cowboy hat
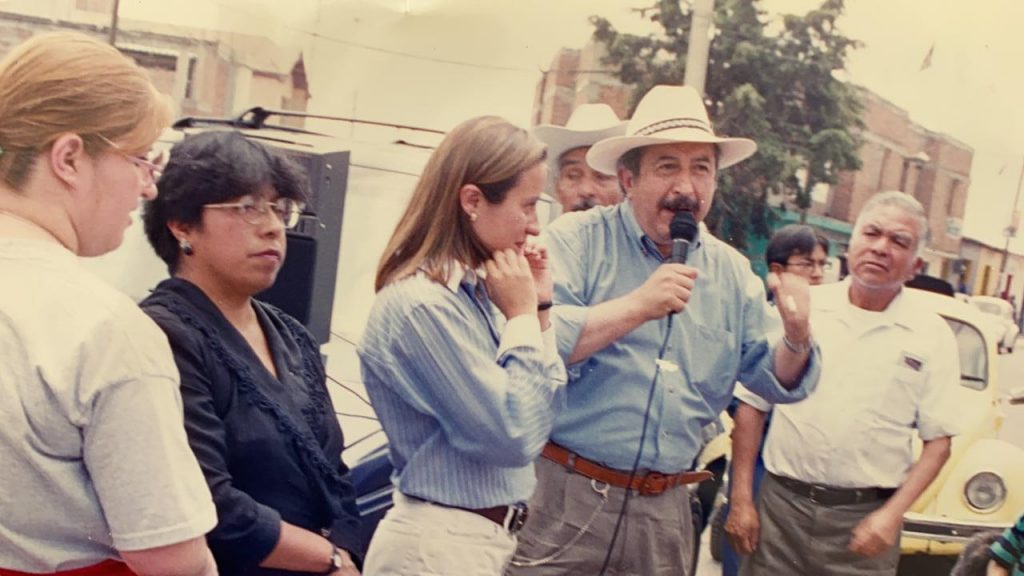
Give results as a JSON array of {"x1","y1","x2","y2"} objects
[
  {"x1": 532, "y1": 104, "x2": 627, "y2": 169},
  {"x1": 586, "y1": 85, "x2": 757, "y2": 174}
]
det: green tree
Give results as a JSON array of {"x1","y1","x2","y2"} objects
[{"x1": 592, "y1": 0, "x2": 863, "y2": 248}]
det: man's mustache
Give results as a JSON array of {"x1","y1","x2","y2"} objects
[
  {"x1": 570, "y1": 197, "x2": 598, "y2": 212},
  {"x1": 660, "y1": 196, "x2": 700, "y2": 212}
]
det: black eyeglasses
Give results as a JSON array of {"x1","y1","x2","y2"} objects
[
  {"x1": 204, "y1": 196, "x2": 306, "y2": 229},
  {"x1": 785, "y1": 259, "x2": 832, "y2": 272}
]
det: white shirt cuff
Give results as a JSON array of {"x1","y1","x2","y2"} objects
[
  {"x1": 497, "y1": 313, "x2": 543, "y2": 358},
  {"x1": 540, "y1": 320, "x2": 561, "y2": 366},
  {"x1": 734, "y1": 382, "x2": 773, "y2": 412}
]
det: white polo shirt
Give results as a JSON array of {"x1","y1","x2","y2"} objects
[{"x1": 736, "y1": 280, "x2": 961, "y2": 489}]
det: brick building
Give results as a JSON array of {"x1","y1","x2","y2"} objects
[
  {"x1": 533, "y1": 43, "x2": 631, "y2": 127},
  {"x1": 0, "y1": 0, "x2": 309, "y2": 124},
  {"x1": 821, "y1": 89, "x2": 972, "y2": 280},
  {"x1": 534, "y1": 41, "x2": 974, "y2": 285}
]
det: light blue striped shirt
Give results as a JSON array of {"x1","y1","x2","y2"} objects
[
  {"x1": 546, "y1": 201, "x2": 820, "y2": 472},
  {"x1": 358, "y1": 265, "x2": 566, "y2": 508}
]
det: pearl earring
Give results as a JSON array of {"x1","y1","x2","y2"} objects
[{"x1": 469, "y1": 213, "x2": 478, "y2": 223}]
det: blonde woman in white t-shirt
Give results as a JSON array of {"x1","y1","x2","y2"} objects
[{"x1": 0, "y1": 32, "x2": 217, "y2": 576}]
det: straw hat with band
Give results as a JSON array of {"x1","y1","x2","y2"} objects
[
  {"x1": 533, "y1": 104, "x2": 627, "y2": 171},
  {"x1": 586, "y1": 85, "x2": 757, "y2": 175}
]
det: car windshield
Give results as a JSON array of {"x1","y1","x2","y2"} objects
[{"x1": 943, "y1": 316, "x2": 988, "y2": 391}]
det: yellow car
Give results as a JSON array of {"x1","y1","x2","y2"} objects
[{"x1": 899, "y1": 289, "x2": 1024, "y2": 569}]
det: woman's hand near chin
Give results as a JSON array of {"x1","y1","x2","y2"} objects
[{"x1": 522, "y1": 243, "x2": 552, "y2": 305}]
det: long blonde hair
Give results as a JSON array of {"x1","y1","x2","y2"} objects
[
  {"x1": 375, "y1": 116, "x2": 546, "y2": 291},
  {"x1": 0, "y1": 31, "x2": 172, "y2": 188}
]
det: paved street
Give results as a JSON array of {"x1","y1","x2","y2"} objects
[{"x1": 694, "y1": 338, "x2": 1024, "y2": 576}]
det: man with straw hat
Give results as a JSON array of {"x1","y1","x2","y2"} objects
[
  {"x1": 509, "y1": 85, "x2": 820, "y2": 575},
  {"x1": 533, "y1": 103, "x2": 626, "y2": 215}
]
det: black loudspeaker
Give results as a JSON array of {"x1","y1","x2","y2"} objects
[{"x1": 258, "y1": 148, "x2": 350, "y2": 344}]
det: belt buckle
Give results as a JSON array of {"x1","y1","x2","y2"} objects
[
  {"x1": 506, "y1": 502, "x2": 529, "y2": 534},
  {"x1": 639, "y1": 472, "x2": 667, "y2": 496},
  {"x1": 807, "y1": 484, "x2": 827, "y2": 504},
  {"x1": 850, "y1": 488, "x2": 866, "y2": 504}
]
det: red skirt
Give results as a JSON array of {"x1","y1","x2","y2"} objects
[{"x1": 0, "y1": 560, "x2": 136, "y2": 576}]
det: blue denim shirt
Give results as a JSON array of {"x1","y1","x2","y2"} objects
[{"x1": 545, "y1": 201, "x2": 819, "y2": 472}]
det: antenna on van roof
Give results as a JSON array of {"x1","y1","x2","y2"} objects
[{"x1": 172, "y1": 107, "x2": 446, "y2": 137}]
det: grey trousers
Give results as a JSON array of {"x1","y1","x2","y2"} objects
[
  {"x1": 507, "y1": 457, "x2": 694, "y2": 576},
  {"x1": 740, "y1": 473, "x2": 900, "y2": 576}
]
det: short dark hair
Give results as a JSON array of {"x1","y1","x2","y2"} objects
[
  {"x1": 765, "y1": 224, "x2": 830, "y2": 266},
  {"x1": 618, "y1": 146, "x2": 645, "y2": 178},
  {"x1": 143, "y1": 130, "x2": 308, "y2": 272}
]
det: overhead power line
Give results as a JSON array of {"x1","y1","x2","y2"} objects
[{"x1": 205, "y1": 0, "x2": 545, "y2": 73}]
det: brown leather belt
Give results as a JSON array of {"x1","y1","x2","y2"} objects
[
  {"x1": 468, "y1": 502, "x2": 529, "y2": 534},
  {"x1": 541, "y1": 442, "x2": 713, "y2": 496},
  {"x1": 407, "y1": 495, "x2": 529, "y2": 534},
  {"x1": 770, "y1": 473, "x2": 897, "y2": 506}
]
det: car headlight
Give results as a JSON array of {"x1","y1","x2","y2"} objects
[{"x1": 964, "y1": 472, "x2": 1007, "y2": 511}]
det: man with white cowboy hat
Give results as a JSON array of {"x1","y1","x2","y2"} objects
[
  {"x1": 508, "y1": 85, "x2": 821, "y2": 575},
  {"x1": 533, "y1": 103, "x2": 626, "y2": 215}
]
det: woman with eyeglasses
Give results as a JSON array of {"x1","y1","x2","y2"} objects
[
  {"x1": 0, "y1": 32, "x2": 218, "y2": 576},
  {"x1": 139, "y1": 131, "x2": 362, "y2": 576}
]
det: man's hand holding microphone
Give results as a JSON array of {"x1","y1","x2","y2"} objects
[{"x1": 633, "y1": 211, "x2": 700, "y2": 320}]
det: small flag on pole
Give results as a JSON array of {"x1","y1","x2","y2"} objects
[{"x1": 919, "y1": 43, "x2": 935, "y2": 71}]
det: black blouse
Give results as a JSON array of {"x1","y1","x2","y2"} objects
[{"x1": 141, "y1": 278, "x2": 361, "y2": 575}]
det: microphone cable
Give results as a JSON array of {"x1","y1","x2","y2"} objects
[
  {"x1": 596, "y1": 312, "x2": 676, "y2": 576},
  {"x1": 597, "y1": 210, "x2": 695, "y2": 574}
]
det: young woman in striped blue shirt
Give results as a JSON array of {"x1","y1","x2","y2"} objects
[{"x1": 359, "y1": 116, "x2": 567, "y2": 576}]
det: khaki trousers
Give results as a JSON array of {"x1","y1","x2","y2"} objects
[
  {"x1": 364, "y1": 493, "x2": 517, "y2": 576},
  {"x1": 508, "y1": 457, "x2": 695, "y2": 576},
  {"x1": 740, "y1": 473, "x2": 900, "y2": 576}
]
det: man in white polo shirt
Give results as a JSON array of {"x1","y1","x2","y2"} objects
[{"x1": 735, "y1": 191, "x2": 961, "y2": 576}]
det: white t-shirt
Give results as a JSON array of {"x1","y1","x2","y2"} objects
[
  {"x1": 736, "y1": 280, "x2": 961, "y2": 489},
  {"x1": 0, "y1": 238, "x2": 216, "y2": 571}
]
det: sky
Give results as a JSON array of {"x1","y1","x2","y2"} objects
[{"x1": 109, "y1": 0, "x2": 1024, "y2": 251}]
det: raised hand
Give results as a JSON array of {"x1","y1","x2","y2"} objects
[
  {"x1": 484, "y1": 248, "x2": 538, "y2": 320},
  {"x1": 767, "y1": 271, "x2": 811, "y2": 343},
  {"x1": 522, "y1": 243, "x2": 552, "y2": 305}
]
